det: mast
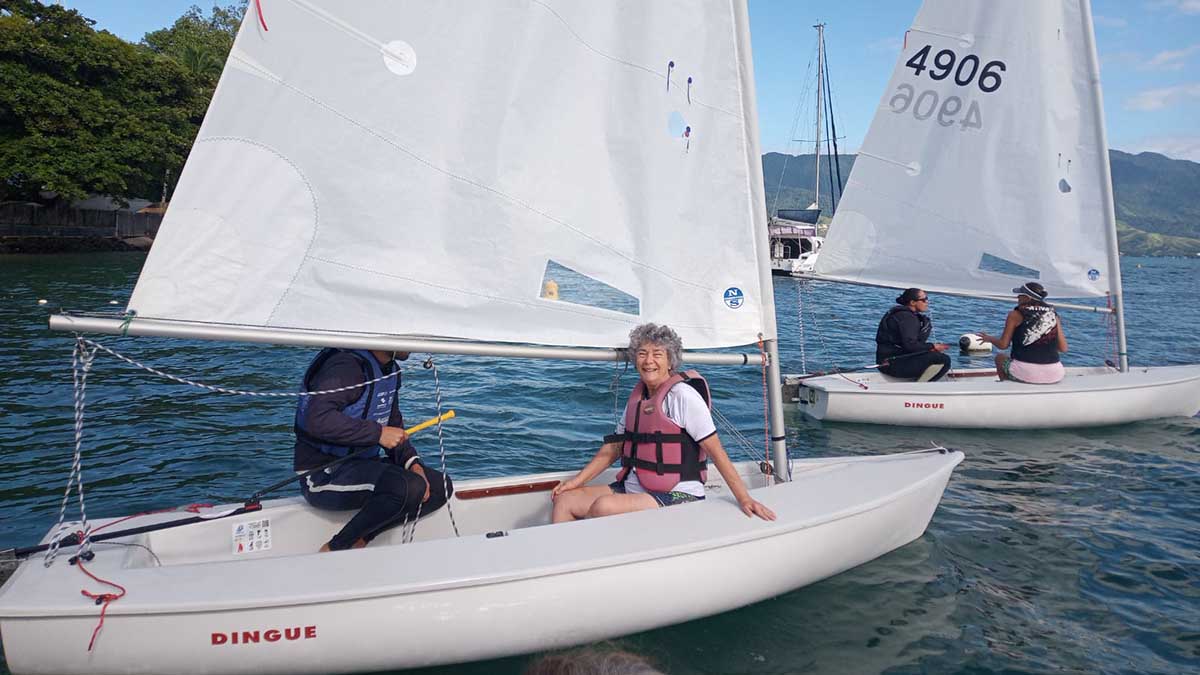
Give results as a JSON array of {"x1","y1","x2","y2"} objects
[
  {"x1": 734, "y1": 0, "x2": 789, "y2": 481},
  {"x1": 1078, "y1": 0, "x2": 1128, "y2": 371},
  {"x1": 812, "y1": 23, "x2": 825, "y2": 210}
]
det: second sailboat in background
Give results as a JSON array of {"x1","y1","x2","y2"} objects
[{"x1": 791, "y1": 0, "x2": 1200, "y2": 428}]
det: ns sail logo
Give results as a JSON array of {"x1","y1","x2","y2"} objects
[{"x1": 723, "y1": 287, "x2": 745, "y2": 309}]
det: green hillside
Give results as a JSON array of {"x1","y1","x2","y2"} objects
[
  {"x1": 1110, "y1": 150, "x2": 1200, "y2": 240},
  {"x1": 762, "y1": 151, "x2": 1200, "y2": 256}
]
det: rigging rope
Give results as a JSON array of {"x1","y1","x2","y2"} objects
[
  {"x1": 45, "y1": 340, "x2": 98, "y2": 568},
  {"x1": 768, "y1": 42, "x2": 819, "y2": 217},
  {"x1": 799, "y1": 279, "x2": 833, "y2": 370},
  {"x1": 424, "y1": 356, "x2": 460, "y2": 538},
  {"x1": 78, "y1": 338, "x2": 403, "y2": 397},
  {"x1": 822, "y1": 41, "x2": 845, "y2": 212},
  {"x1": 757, "y1": 336, "x2": 771, "y2": 481},
  {"x1": 1104, "y1": 293, "x2": 1119, "y2": 368},
  {"x1": 796, "y1": 282, "x2": 808, "y2": 374},
  {"x1": 709, "y1": 407, "x2": 758, "y2": 460}
]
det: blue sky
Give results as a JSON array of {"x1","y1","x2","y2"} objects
[{"x1": 59, "y1": 0, "x2": 1200, "y2": 161}]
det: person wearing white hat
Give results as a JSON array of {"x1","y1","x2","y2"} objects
[{"x1": 978, "y1": 282, "x2": 1069, "y2": 384}]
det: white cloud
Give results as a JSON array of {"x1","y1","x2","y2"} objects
[
  {"x1": 1094, "y1": 15, "x2": 1128, "y2": 27},
  {"x1": 1143, "y1": 44, "x2": 1200, "y2": 70},
  {"x1": 1124, "y1": 82, "x2": 1200, "y2": 110},
  {"x1": 1121, "y1": 136, "x2": 1200, "y2": 162},
  {"x1": 1147, "y1": 0, "x2": 1200, "y2": 14},
  {"x1": 867, "y1": 36, "x2": 904, "y2": 54}
]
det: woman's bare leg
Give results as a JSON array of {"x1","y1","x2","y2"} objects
[
  {"x1": 994, "y1": 353, "x2": 1010, "y2": 381},
  {"x1": 552, "y1": 485, "x2": 614, "y2": 523},
  {"x1": 585, "y1": 492, "x2": 659, "y2": 519}
]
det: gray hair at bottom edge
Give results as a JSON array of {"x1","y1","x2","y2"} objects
[{"x1": 626, "y1": 323, "x2": 683, "y2": 372}]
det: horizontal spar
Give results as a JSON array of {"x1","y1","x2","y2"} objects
[
  {"x1": 48, "y1": 315, "x2": 767, "y2": 366},
  {"x1": 793, "y1": 276, "x2": 1115, "y2": 314}
]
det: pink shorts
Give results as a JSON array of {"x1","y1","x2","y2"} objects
[{"x1": 1004, "y1": 358, "x2": 1065, "y2": 384}]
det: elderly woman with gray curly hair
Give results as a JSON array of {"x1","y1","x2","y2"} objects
[{"x1": 551, "y1": 323, "x2": 776, "y2": 522}]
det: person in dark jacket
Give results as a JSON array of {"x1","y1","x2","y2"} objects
[
  {"x1": 294, "y1": 348, "x2": 452, "y2": 552},
  {"x1": 875, "y1": 288, "x2": 951, "y2": 382}
]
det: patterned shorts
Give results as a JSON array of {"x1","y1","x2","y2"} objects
[{"x1": 609, "y1": 480, "x2": 705, "y2": 507}]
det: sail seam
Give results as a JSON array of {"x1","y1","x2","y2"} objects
[
  {"x1": 224, "y1": 51, "x2": 718, "y2": 297},
  {"x1": 180, "y1": 136, "x2": 323, "y2": 326}
]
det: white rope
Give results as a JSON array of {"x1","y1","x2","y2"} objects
[
  {"x1": 79, "y1": 338, "x2": 402, "y2": 397},
  {"x1": 45, "y1": 339, "x2": 98, "y2": 567},
  {"x1": 425, "y1": 357, "x2": 460, "y2": 537},
  {"x1": 797, "y1": 281, "x2": 808, "y2": 374},
  {"x1": 801, "y1": 280, "x2": 833, "y2": 369}
]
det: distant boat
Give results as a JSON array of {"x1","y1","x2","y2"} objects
[
  {"x1": 769, "y1": 23, "x2": 841, "y2": 277},
  {"x1": 769, "y1": 216, "x2": 823, "y2": 275},
  {"x1": 790, "y1": 0, "x2": 1200, "y2": 428}
]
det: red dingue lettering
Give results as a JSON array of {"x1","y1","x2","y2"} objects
[
  {"x1": 211, "y1": 625, "x2": 316, "y2": 645},
  {"x1": 903, "y1": 401, "x2": 945, "y2": 409}
]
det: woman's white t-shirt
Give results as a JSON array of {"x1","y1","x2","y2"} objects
[{"x1": 614, "y1": 381, "x2": 715, "y2": 497}]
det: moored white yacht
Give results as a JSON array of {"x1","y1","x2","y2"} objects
[{"x1": 769, "y1": 209, "x2": 823, "y2": 275}]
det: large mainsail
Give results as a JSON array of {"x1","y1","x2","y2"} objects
[
  {"x1": 814, "y1": 0, "x2": 1117, "y2": 300},
  {"x1": 129, "y1": 0, "x2": 773, "y2": 349}
]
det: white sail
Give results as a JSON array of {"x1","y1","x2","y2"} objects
[
  {"x1": 814, "y1": 0, "x2": 1116, "y2": 299},
  {"x1": 129, "y1": 0, "x2": 773, "y2": 348}
]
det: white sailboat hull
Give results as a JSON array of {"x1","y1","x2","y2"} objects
[
  {"x1": 789, "y1": 366, "x2": 1200, "y2": 428},
  {"x1": 770, "y1": 251, "x2": 820, "y2": 276},
  {"x1": 0, "y1": 453, "x2": 961, "y2": 674}
]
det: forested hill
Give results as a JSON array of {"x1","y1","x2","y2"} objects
[{"x1": 763, "y1": 151, "x2": 1200, "y2": 256}]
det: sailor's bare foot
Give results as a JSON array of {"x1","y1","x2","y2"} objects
[
  {"x1": 351, "y1": 538, "x2": 368, "y2": 549},
  {"x1": 318, "y1": 543, "x2": 331, "y2": 553}
]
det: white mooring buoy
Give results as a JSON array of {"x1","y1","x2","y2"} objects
[{"x1": 959, "y1": 333, "x2": 992, "y2": 353}]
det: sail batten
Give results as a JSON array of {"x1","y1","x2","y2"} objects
[
  {"x1": 814, "y1": 0, "x2": 1118, "y2": 301},
  {"x1": 129, "y1": 1, "x2": 773, "y2": 349}
]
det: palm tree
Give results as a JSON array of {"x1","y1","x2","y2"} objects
[{"x1": 180, "y1": 44, "x2": 222, "y2": 82}]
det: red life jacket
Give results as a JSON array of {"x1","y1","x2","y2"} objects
[{"x1": 608, "y1": 370, "x2": 710, "y2": 493}]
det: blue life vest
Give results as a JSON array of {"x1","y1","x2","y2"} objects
[{"x1": 294, "y1": 349, "x2": 399, "y2": 457}]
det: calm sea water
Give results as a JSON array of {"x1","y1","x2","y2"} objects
[{"x1": 1, "y1": 253, "x2": 1198, "y2": 674}]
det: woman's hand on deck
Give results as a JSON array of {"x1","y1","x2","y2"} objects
[{"x1": 739, "y1": 497, "x2": 776, "y2": 521}]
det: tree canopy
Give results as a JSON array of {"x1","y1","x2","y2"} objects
[
  {"x1": 0, "y1": 1, "x2": 244, "y2": 204},
  {"x1": 143, "y1": 3, "x2": 243, "y2": 83}
]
